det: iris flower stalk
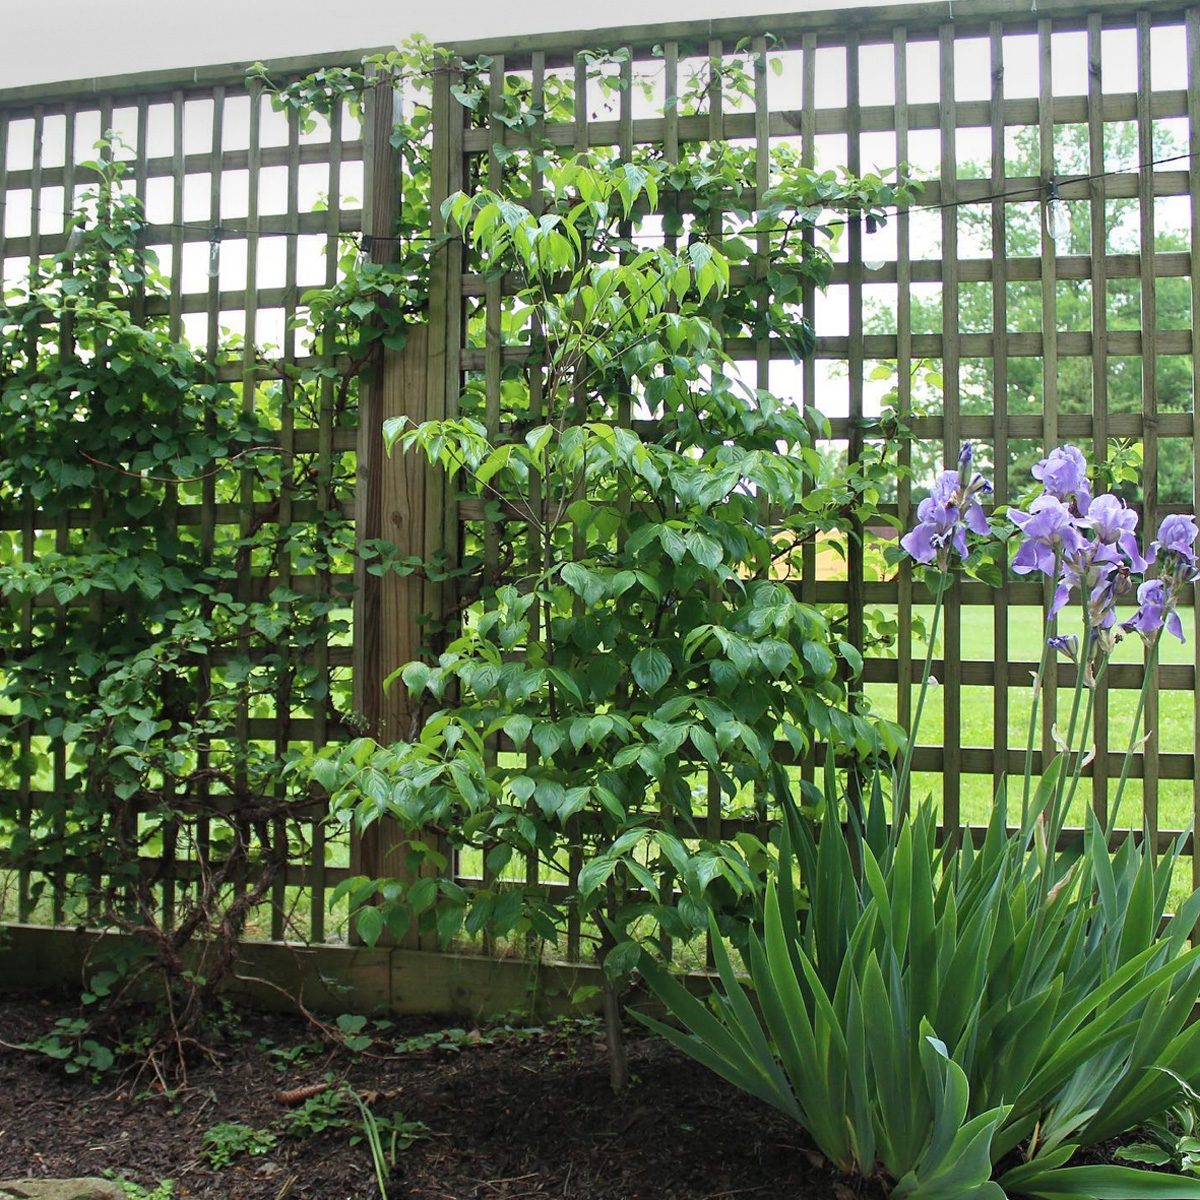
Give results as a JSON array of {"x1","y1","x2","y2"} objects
[
  {"x1": 898, "y1": 445, "x2": 1195, "y2": 905},
  {"x1": 894, "y1": 445, "x2": 990, "y2": 816}
]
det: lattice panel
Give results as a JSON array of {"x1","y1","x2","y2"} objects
[{"x1": 0, "y1": 55, "x2": 373, "y2": 943}]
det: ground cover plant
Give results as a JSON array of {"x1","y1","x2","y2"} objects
[{"x1": 640, "y1": 445, "x2": 1200, "y2": 1198}]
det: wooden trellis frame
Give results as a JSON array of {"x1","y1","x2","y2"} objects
[
  {"x1": 2, "y1": 0, "x2": 1200, "y2": 993},
  {"x1": 431, "y1": 0, "x2": 1200, "y2": 915}
]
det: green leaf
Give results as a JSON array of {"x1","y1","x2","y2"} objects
[
  {"x1": 577, "y1": 857, "x2": 616, "y2": 899},
  {"x1": 802, "y1": 641, "x2": 835, "y2": 678},
  {"x1": 631, "y1": 647, "x2": 671, "y2": 694},
  {"x1": 1001, "y1": 1165, "x2": 1200, "y2": 1198},
  {"x1": 355, "y1": 906, "x2": 384, "y2": 948},
  {"x1": 509, "y1": 775, "x2": 536, "y2": 803},
  {"x1": 503, "y1": 714, "x2": 532, "y2": 747},
  {"x1": 836, "y1": 640, "x2": 864, "y2": 676},
  {"x1": 758, "y1": 639, "x2": 794, "y2": 676},
  {"x1": 1113, "y1": 1145, "x2": 1173, "y2": 1167},
  {"x1": 561, "y1": 562, "x2": 606, "y2": 606},
  {"x1": 604, "y1": 939, "x2": 642, "y2": 980}
]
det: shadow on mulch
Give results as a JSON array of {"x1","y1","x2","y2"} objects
[{"x1": 0, "y1": 992, "x2": 869, "y2": 1200}]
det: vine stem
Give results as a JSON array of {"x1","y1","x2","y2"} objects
[{"x1": 894, "y1": 574, "x2": 947, "y2": 824}]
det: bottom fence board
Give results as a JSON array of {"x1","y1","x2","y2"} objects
[{"x1": 0, "y1": 923, "x2": 609, "y2": 1019}]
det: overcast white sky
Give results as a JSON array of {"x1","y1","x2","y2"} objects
[{"x1": 6, "y1": 0, "x2": 899, "y2": 90}]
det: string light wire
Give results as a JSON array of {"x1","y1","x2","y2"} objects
[{"x1": 0, "y1": 143, "x2": 1196, "y2": 254}]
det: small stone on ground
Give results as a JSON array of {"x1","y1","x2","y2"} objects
[{"x1": 0, "y1": 1182, "x2": 124, "y2": 1200}]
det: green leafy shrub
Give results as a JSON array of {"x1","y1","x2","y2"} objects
[
  {"x1": 306, "y1": 149, "x2": 914, "y2": 1084},
  {"x1": 305, "y1": 151, "x2": 911, "y2": 944},
  {"x1": 201, "y1": 1122, "x2": 278, "y2": 1169},
  {"x1": 104, "y1": 1175, "x2": 175, "y2": 1200},
  {"x1": 0, "y1": 124, "x2": 417, "y2": 1070},
  {"x1": 25, "y1": 1016, "x2": 116, "y2": 1080}
]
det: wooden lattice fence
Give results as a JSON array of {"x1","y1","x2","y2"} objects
[
  {"x1": 0, "y1": 51, "x2": 380, "y2": 946},
  {"x1": 3, "y1": 0, "x2": 1200, "y2": 1011},
  {"x1": 425, "y1": 0, "x2": 1200, "y2": 919}
]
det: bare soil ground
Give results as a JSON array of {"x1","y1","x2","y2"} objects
[{"x1": 0, "y1": 992, "x2": 863, "y2": 1200}]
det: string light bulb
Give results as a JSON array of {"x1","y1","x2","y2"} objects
[
  {"x1": 207, "y1": 227, "x2": 222, "y2": 279},
  {"x1": 862, "y1": 212, "x2": 886, "y2": 272},
  {"x1": 1044, "y1": 179, "x2": 1070, "y2": 250}
]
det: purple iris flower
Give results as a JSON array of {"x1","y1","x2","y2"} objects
[
  {"x1": 1032, "y1": 445, "x2": 1091, "y2": 515},
  {"x1": 900, "y1": 493, "x2": 965, "y2": 566},
  {"x1": 900, "y1": 455, "x2": 992, "y2": 569},
  {"x1": 1047, "y1": 633, "x2": 1079, "y2": 659},
  {"x1": 1122, "y1": 514, "x2": 1200, "y2": 645},
  {"x1": 1009, "y1": 495, "x2": 1085, "y2": 578},
  {"x1": 1085, "y1": 566, "x2": 1125, "y2": 632},
  {"x1": 1079, "y1": 493, "x2": 1148, "y2": 572},
  {"x1": 1049, "y1": 549, "x2": 1120, "y2": 622},
  {"x1": 1123, "y1": 577, "x2": 1186, "y2": 643},
  {"x1": 1149, "y1": 514, "x2": 1199, "y2": 568}
]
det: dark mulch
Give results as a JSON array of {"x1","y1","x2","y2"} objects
[{"x1": 0, "y1": 992, "x2": 861, "y2": 1200}]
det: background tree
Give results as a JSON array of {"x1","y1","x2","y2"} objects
[{"x1": 874, "y1": 121, "x2": 1190, "y2": 502}]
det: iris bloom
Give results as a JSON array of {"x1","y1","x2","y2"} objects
[
  {"x1": 1124, "y1": 514, "x2": 1199, "y2": 643},
  {"x1": 900, "y1": 452, "x2": 991, "y2": 570},
  {"x1": 1079, "y1": 493, "x2": 1147, "y2": 573},
  {"x1": 1009, "y1": 496, "x2": 1084, "y2": 578},
  {"x1": 1149, "y1": 513, "x2": 1199, "y2": 569},
  {"x1": 1124, "y1": 578, "x2": 1185, "y2": 643},
  {"x1": 1032, "y1": 445, "x2": 1091, "y2": 515}
]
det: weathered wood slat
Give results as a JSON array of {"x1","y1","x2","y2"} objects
[
  {"x1": 990, "y1": 19, "x2": 1011, "y2": 808},
  {"x1": 1189, "y1": 6, "x2": 1200, "y2": 894},
  {"x1": 1139, "y1": 11, "x2": 1162, "y2": 841},
  {"x1": 895, "y1": 25, "x2": 915, "y2": 751}
]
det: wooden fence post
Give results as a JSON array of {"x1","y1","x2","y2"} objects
[{"x1": 350, "y1": 66, "x2": 447, "y2": 950}]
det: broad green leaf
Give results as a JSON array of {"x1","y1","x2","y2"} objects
[{"x1": 631, "y1": 647, "x2": 671, "y2": 694}]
